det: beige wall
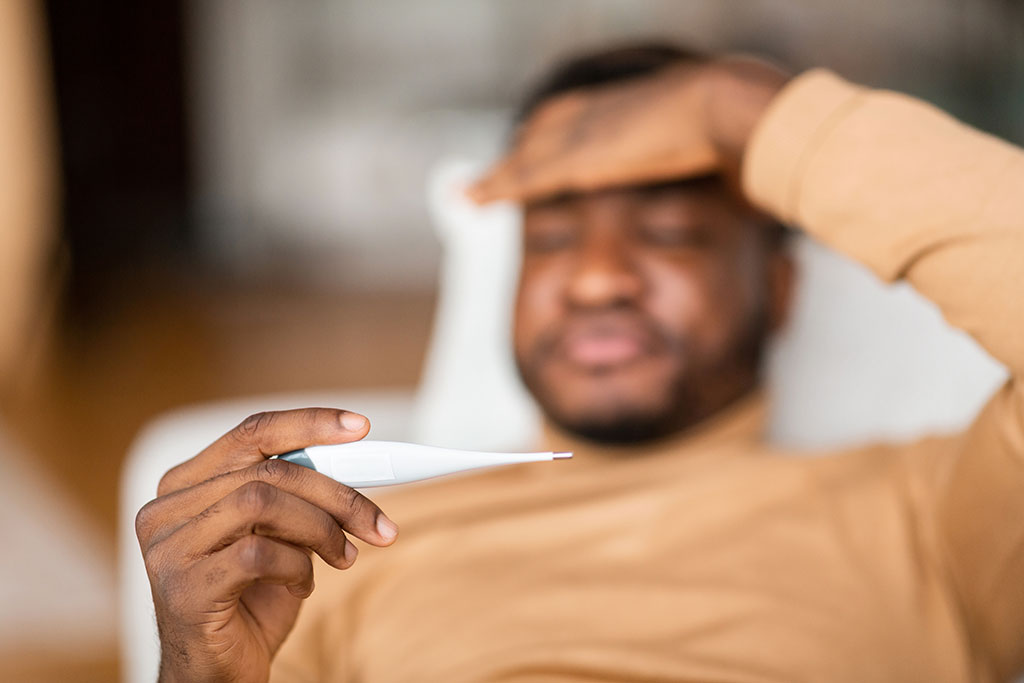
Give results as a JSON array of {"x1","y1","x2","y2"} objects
[{"x1": 0, "y1": 0, "x2": 57, "y2": 393}]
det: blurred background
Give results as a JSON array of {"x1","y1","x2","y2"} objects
[{"x1": 1, "y1": 0, "x2": 1022, "y2": 680}]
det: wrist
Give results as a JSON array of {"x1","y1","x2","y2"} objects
[
  {"x1": 705, "y1": 60, "x2": 790, "y2": 167},
  {"x1": 158, "y1": 669, "x2": 184, "y2": 683},
  {"x1": 158, "y1": 654, "x2": 194, "y2": 683},
  {"x1": 740, "y1": 69, "x2": 863, "y2": 222}
]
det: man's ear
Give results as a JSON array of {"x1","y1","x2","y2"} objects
[{"x1": 766, "y1": 248, "x2": 797, "y2": 334}]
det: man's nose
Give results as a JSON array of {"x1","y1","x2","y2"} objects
[{"x1": 565, "y1": 234, "x2": 644, "y2": 309}]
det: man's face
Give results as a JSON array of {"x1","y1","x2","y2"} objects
[{"x1": 514, "y1": 177, "x2": 792, "y2": 444}]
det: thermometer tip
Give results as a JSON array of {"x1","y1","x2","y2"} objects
[{"x1": 553, "y1": 451, "x2": 573, "y2": 459}]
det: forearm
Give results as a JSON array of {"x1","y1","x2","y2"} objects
[
  {"x1": 743, "y1": 69, "x2": 1024, "y2": 376},
  {"x1": 747, "y1": 71, "x2": 1024, "y2": 675}
]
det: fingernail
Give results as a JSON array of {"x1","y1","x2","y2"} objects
[
  {"x1": 343, "y1": 539, "x2": 358, "y2": 565},
  {"x1": 340, "y1": 412, "x2": 367, "y2": 432},
  {"x1": 376, "y1": 514, "x2": 398, "y2": 542}
]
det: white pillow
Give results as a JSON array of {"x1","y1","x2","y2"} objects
[{"x1": 412, "y1": 159, "x2": 540, "y2": 451}]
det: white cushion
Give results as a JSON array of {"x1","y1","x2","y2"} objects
[{"x1": 411, "y1": 159, "x2": 540, "y2": 451}]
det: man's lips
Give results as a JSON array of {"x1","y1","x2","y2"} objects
[{"x1": 559, "y1": 328, "x2": 656, "y2": 369}]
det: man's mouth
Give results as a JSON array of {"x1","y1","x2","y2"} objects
[{"x1": 559, "y1": 325, "x2": 657, "y2": 370}]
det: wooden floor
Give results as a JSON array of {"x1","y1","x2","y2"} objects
[
  {"x1": 0, "y1": 277, "x2": 435, "y2": 681},
  {"x1": 0, "y1": 652, "x2": 120, "y2": 683}
]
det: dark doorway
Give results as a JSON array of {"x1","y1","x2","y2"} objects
[{"x1": 43, "y1": 1, "x2": 193, "y2": 315}]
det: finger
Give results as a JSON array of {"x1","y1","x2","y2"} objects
[
  {"x1": 159, "y1": 480, "x2": 359, "y2": 570},
  {"x1": 472, "y1": 111, "x2": 720, "y2": 204},
  {"x1": 468, "y1": 91, "x2": 593, "y2": 204},
  {"x1": 158, "y1": 407, "x2": 370, "y2": 496},
  {"x1": 139, "y1": 458, "x2": 398, "y2": 550},
  {"x1": 468, "y1": 141, "x2": 579, "y2": 205},
  {"x1": 471, "y1": 108, "x2": 629, "y2": 204},
  {"x1": 467, "y1": 156, "x2": 521, "y2": 204},
  {"x1": 570, "y1": 143, "x2": 721, "y2": 195},
  {"x1": 474, "y1": 63, "x2": 720, "y2": 204},
  {"x1": 520, "y1": 90, "x2": 588, "y2": 138},
  {"x1": 191, "y1": 535, "x2": 315, "y2": 601}
]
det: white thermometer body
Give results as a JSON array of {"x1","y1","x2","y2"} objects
[{"x1": 278, "y1": 440, "x2": 572, "y2": 488}]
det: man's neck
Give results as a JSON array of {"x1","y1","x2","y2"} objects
[{"x1": 542, "y1": 386, "x2": 768, "y2": 464}]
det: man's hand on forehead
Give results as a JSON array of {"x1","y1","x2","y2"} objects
[{"x1": 468, "y1": 56, "x2": 790, "y2": 205}]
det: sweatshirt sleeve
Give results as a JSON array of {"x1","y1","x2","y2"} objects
[{"x1": 743, "y1": 70, "x2": 1024, "y2": 677}]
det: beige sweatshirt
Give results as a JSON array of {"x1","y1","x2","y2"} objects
[{"x1": 272, "y1": 70, "x2": 1024, "y2": 682}]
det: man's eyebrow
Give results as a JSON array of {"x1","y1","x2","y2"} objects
[
  {"x1": 526, "y1": 192, "x2": 579, "y2": 210},
  {"x1": 634, "y1": 174, "x2": 721, "y2": 197}
]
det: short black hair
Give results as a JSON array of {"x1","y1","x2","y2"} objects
[{"x1": 514, "y1": 42, "x2": 791, "y2": 250}]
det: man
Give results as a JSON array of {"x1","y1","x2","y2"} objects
[{"x1": 137, "y1": 44, "x2": 1024, "y2": 682}]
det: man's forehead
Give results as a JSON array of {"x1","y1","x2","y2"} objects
[{"x1": 524, "y1": 174, "x2": 724, "y2": 210}]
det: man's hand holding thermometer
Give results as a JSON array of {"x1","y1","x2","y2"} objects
[{"x1": 135, "y1": 408, "x2": 570, "y2": 683}]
